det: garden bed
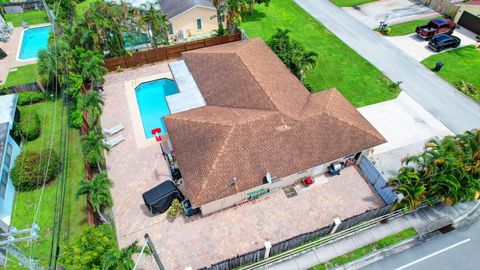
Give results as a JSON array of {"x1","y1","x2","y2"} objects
[
  {"x1": 240, "y1": 0, "x2": 397, "y2": 107},
  {"x1": 376, "y1": 17, "x2": 443, "y2": 36}
]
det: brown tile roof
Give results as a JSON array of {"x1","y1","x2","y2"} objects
[{"x1": 165, "y1": 39, "x2": 386, "y2": 207}]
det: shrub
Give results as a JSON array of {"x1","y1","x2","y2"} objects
[
  {"x1": 11, "y1": 149, "x2": 59, "y2": 191},
  {"x1": 380, "y1": 27, "x2": 391, "y2": 35},
  {"x1": 167, "y1": 199, "x2": 183, "y2": 219},
  {"x1": 17, "y1": 91, "x2": 45, "y2": 106},
  {"x1": 18, "y1": 109, "x2": 41, "y2": 141},
  {"x1": 69, "y1": 108, "x2": 83, "y2": 129},
  {"x1": 60, "y1": 225, "x2": 116, "y2": 269},
  {"x1": 0, "y1": 85, "x2": 11, "y2": 95}
]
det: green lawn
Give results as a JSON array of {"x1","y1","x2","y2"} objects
[
  {"x1": 330, "y1": 0, "x2": 377, "y2": 7},
  {"x1": 241, "y1": 0, "x2": 397, "y2": 107},
  {"x1": 3, "y1": 11, "x2": 49, "y2": 27},
  {"x1": 422, "y1": 45, "x2": 480, "y2": 103},
  {"x1": 8, "y1": 101, "x2": 87, "y2": 269},
  {"x1": 4, "y1": 64, "x2": 39, "y2": 88},
  {"x1": 311, "y1": 228, "x2": 417, "y2": 270},
  {"x1": 76, "y1": 0, "x2": 97, "y2": 16},
  {"x1": 377, "y1": 17, "x2": 443, "y2": 36}
]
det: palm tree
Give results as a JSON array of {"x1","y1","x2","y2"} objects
[
  {"x1": 298, "y1": 51, "x2": 318, "y2": 82},
  {"x1": 76, "y1": 49, "x2": 108, "y2": 87},
  {"x1": 141, "y1": 4, "x2": 169, "y2": 47},
  {"x1": 389, "y1": 166, "x2": 426, "y2": 210},
  {"x1": 76, "y1": 172, "x2": 113, "y2": 224},
  {"x1": 81, "y1": 91, "x2": 104, "y2": 126},
  {"x1": 226, "y1": 0, "x2": 246, "y2": 32},
  {"x1": 81, "y1": 131, "x2": 110, "y2": 169},
  {"x1": 101, "y1": 240, "x2": 148, "y2": 270}
]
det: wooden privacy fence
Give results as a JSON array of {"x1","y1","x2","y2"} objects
[
  {"x1": 103, "y1": 32, "x2": 242, "y2": 71},
  {"x1": 199, "y1": 204, "x2": 391, "y2": 270}
]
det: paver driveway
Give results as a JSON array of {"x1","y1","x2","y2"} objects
[{"x1": 295, "y1": 0, "x2": 480, "y2": 134}]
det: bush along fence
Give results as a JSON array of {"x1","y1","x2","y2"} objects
[
  {"x1": 103, "y1": 32, "x2": 242, "y2": 71},
  {"x1": 358, "y1": 156, "x2": 399, "y2": 204}
]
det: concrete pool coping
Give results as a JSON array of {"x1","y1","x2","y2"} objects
[
  {"x1": 15, "y1": 24, "x2": 51, "y2": 62},
  {"x1": 124, "y1": 71, "x2": 174, "y2": 149}
]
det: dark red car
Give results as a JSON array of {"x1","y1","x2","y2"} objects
[{"x1": 416, "y1": 19, "x2": 456, "y2": 40}]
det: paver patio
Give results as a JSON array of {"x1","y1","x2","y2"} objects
[{"x1": 101, "y1": 62, "x2": 385, "y2": 270}]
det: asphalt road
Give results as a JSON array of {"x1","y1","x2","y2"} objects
[
  {"x1": 294, "y1": 0, "x2": 480, "y2": 134},
  {"x1": 363, "y1": 218, "x2": 480, "y2": 270}
]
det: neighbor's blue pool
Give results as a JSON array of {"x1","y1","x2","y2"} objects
[
  {"x1": 135, "y1": 79, "x2": 179, "y2": 139},
  {"x1": 19, "y1": 26, "x2": 51, "y2": 60}
]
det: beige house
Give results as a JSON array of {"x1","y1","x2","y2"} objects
[
  {"x1": 163, "y1": 39, "x2": 386, "y2": 216},
  {"x1": 454, "y1": 1, "x2": 480, "y2": 35},
  {"x1": 159, "y1": 0, "x2": 221, "y2": 40}
]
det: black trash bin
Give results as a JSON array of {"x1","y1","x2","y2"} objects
[{"x1": 434, "y1": 62, "x2": 444, "y2": 71}]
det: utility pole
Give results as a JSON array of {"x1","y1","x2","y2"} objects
[
  {"x1": 144, "y1": 233, "x2": 165, "y2": 270},
  {"x1": 0, "y1": 224, "x2": 41, "y2": 270}
]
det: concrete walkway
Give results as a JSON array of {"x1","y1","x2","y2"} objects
[
  {"x1": 267, "y1": 201, "x2": 479, "y2": 270},
  {"x1": 294, "y1": 0, "x2": 480, "y2": 134}
]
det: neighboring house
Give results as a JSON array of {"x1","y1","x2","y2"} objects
[
  {"x1": 454, "y1": 1, "x2": 480, "y2": 35},
  {"x1": 163, "y1": 39, "x2": 386, "y2": 215},
  {"x1": 158, "y1": 0, "x2": 220, "y2": 40},
  {"x1": 0, "y1": 94, "x2": 20, "y2": 231}
]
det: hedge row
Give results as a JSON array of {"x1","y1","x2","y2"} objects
[{"x1": 17, "y1": 91, "x2": 45, "y2": 106}]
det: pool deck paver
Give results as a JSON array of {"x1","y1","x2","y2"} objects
[
  {"x1": 0, "y1": 23, "x2": 49, "y2": 85},
  {"x1": 101, "y1": 63, "x2": 385, "y2": 270}
]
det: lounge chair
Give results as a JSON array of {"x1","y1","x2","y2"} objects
[
  {"x1": 0, "y1": 34, "x2": 9, "y2": 42},
  {"x1": 103, "y1": 124, "x2": 124, "y2": 137},
  {"x1": 2, "y1": 22, "x2": 13, "y2": 33},
  {"x1": 21, "y1": 21, "x2": 29, "y2": 29},
  {"x1": 105, "y1": 135, "x2": 124, "y2": 148}
]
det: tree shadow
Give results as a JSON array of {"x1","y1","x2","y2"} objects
[{"x1": 242, "y1": 10, "x2": 267, "y2": 23}]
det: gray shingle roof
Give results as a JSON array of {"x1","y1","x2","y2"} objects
[{"x1": 159, "y1": 0, "x2": 214, "y2": 19}]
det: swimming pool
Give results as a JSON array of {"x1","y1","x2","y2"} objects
[
  {"x1": 135, "y1": 79, "x2": 179, "y2": 139},
  {"x1": 124, "y1": 32, "x2": 150, "y2": 49},
  {"x1": 19, "y1": 26, "x2": 51, "y2": 60}
]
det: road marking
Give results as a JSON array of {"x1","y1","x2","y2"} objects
[{"x1": 395, "y1": 238, "x2": 471, "y2": 270}]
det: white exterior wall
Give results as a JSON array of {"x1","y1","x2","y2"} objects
[{"x1": 200, "y1": 152, "x2": 365, "y2": 216}]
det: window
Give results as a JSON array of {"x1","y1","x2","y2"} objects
[
  {"x1": 218, "y1": 5, "x2": 226, "y2": 22},
  {"x1": 4, "y1": 143, "x2": 12, "y2": 169},
  {"x1": 196, "y1": 18, "x2": 202, "y2": 30},
  {"x1": 168, "y1": 24, "x2": 173, "y2": 35},
  {"x1": 1, "y1": 170, "x2": 7, "y2": 199}
]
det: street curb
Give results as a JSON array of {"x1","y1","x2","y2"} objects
[
  {"x1": 332, "y1": 234, "x2": 434, "y2": 270},
  {"x1": 332, "y1": 201, "x2": 480, "y2": 270},
  {"x1": 452, "y1": 200, "x2": 480, "y2": 225}
]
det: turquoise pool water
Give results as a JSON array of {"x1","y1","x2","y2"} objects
[
  {"x1": 124, "y1": 32, "x2": 150, "y2": 48},
  {"x1": 19, "y1": 26, "x2": 51, "y2": 60},
  {"x1": 135, "y1": 79, "x2": 179, "y2": 139}
]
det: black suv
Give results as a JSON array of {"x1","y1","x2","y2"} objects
[{"x1": 428, "y1": 34, "x2": 461, "y2": 52}]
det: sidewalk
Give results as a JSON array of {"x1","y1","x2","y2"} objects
[{"x1": 266, "y1": 201, "x2": 480, "y2": 270}]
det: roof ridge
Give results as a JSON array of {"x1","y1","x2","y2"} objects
[
  {"x1": 322, "y1": 91, "x2": 384, "y2": 140},
  {"x1": 196, "y1": 125, "x2": 237, "y2": 201},
  {"x1": 233, "y1": 52, "x2": 279, "y2": 111}
]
